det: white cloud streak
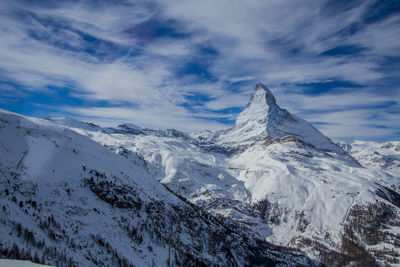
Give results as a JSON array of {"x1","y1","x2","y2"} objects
[
  {"x1": 307, "y1": 109, "x2": 399, "y2": 140},
  {"x1": 63, "y1": 106, "x2": 227, "y2": 132},
  {"x1": 0, "y1": 0, "x2": 398, "y2": 140}
]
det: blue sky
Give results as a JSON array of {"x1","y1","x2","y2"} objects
[{"x1": 0, "y1": 0, "x2": 399, "y2": 141}]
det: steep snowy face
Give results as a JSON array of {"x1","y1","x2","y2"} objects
[{"x1": 219, "y1": 83, "x2": 343, "y2": 153}]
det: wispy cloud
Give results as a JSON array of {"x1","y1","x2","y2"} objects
[
  {"x1": 308, "y1": 109, "x2": 400, "y2": 141},
  {"x1": 0, "y1": 0, "x2": 398, "y2": 140},
  {"x1": 278, "y1": 91, "x2": 398, "y2": 112},
  {"x1": 63, "y1": 106, "x2": 228, "y2": 132}
]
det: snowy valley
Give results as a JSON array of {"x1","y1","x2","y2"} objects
[{"x1": 0, "y1": 83, "x2": 399, "y2": 266}]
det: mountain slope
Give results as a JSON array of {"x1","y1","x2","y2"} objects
[
  {"x1": 0, "y1": 259, "x2": 52, "y2": 267},
  {"x1": 339, "y1": 140, "x2": 400, "y2": 178},
  {"x1": 0, "y1": 109, "x2": 316, "y2": 266},
  {"x1": 58, "y1": 83, "x2": 400, "y2": 266}
]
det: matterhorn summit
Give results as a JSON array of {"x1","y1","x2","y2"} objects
[
  {"x1": 235, "y1": 82, "x2": 281, "y2": 127},
  {"x1": 218, "y1": 82, "x2": 343, "y2": 154}
]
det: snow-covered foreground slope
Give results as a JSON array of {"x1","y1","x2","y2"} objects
[
  {"x1": 0, "y1": 109, "x2": 317, "y2": 266},
  {"x1": 57, "y1": 83, "x2": 400, "y2": 266},
  {"x1": 0, "y1": 259, "x2": 52, "y2": 267}
]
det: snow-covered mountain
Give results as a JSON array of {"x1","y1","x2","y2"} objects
[
  {"x1": 1, "y1": 83, "x2": 399, "y2": 266},
  {"x1": 216, "y1": 83, "x2": 342, "y2": 152},
  {"x1": 0, "y1": 109, "x2": 318, "y2": 266},
  {"x1": 339, "y1": 140, "x2": 400, "y2": 178}
]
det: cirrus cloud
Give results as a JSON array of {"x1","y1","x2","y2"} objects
[{"x1": 0, "y1": 0, "x2": 398, "y2": 141}]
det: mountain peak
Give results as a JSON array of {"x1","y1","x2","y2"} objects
[
  {"x1": 220, "y1": 82, "x2": 344, "y2": 153},
  {"x1": 255, "y1": 82, "x2": 267, "y2": 90},
  {"x1": 237, "y1": 82, "x2": 279, "y2": 126},
  {"x1": 249, "y1": 82, "x2": 277, "y2": 107}
]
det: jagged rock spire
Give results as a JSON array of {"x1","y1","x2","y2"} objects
[
  {"x1": 236, "y1": 82, "x2": 280, "y2": 126},
  {"x1": 253, "y1": 82, "x2": 276, "y2": 106}
]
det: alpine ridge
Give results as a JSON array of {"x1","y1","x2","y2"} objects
[{"x1": 0, "y1": 82, "x2": 399, "y2": 266}]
